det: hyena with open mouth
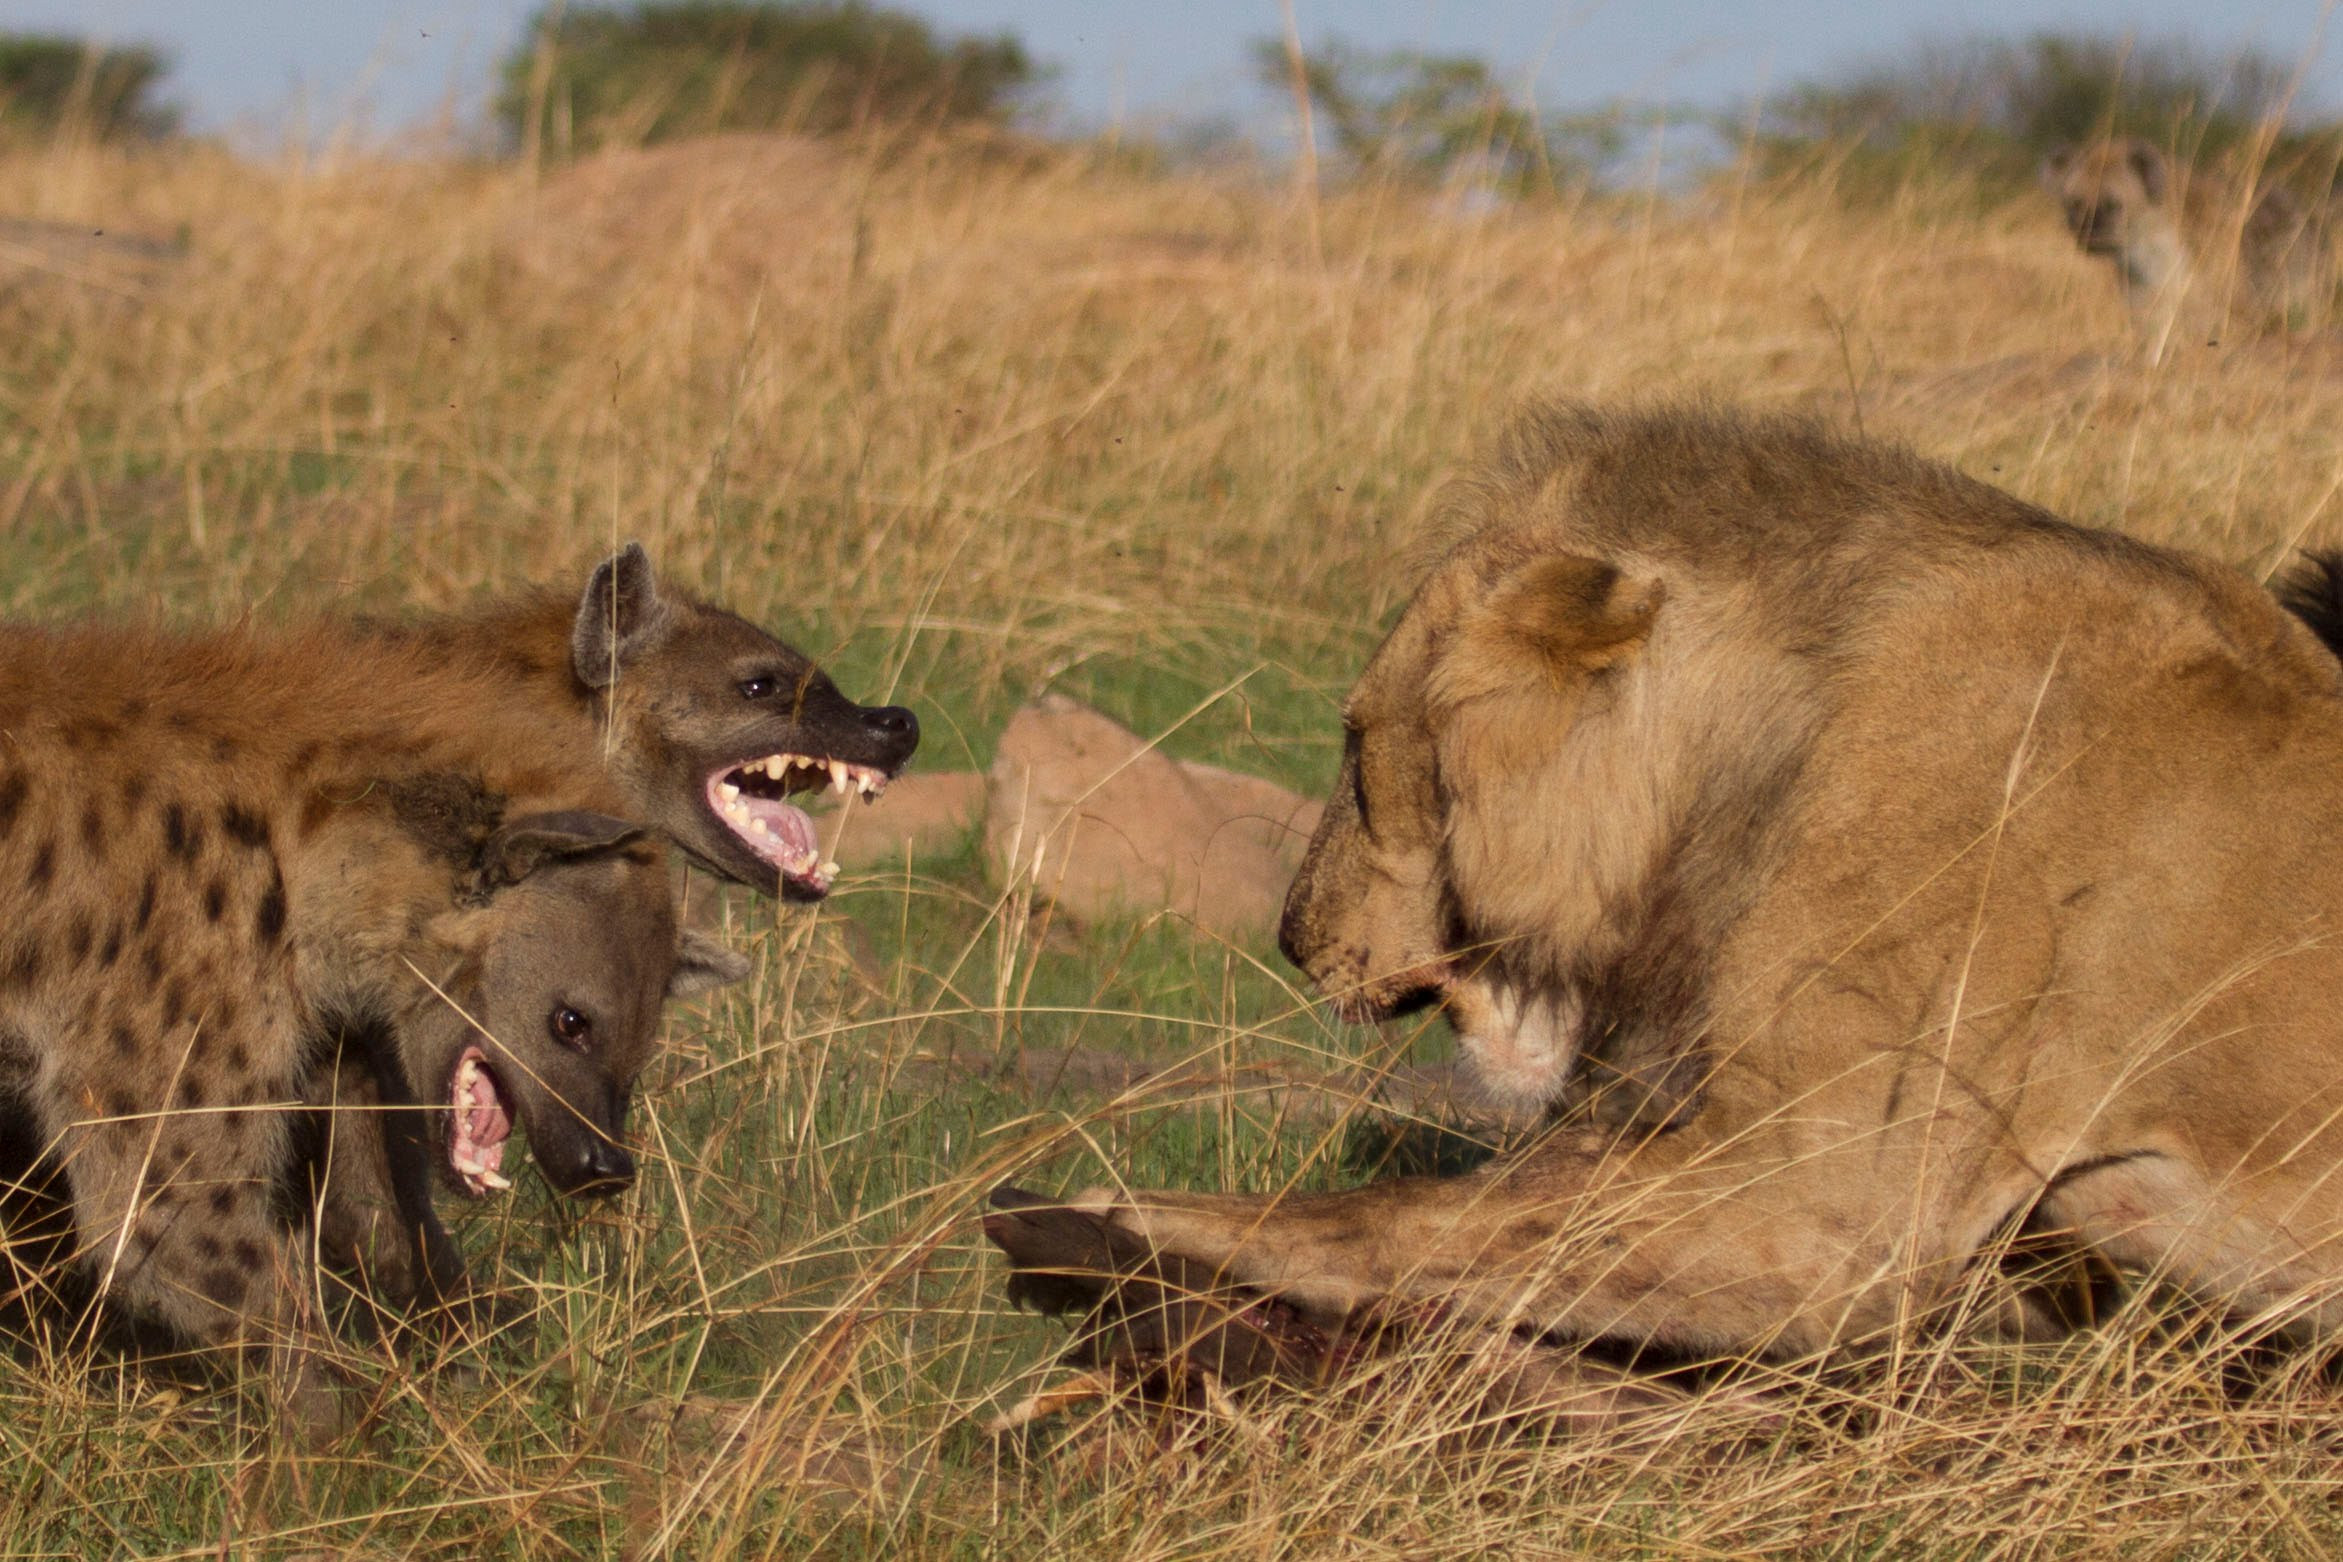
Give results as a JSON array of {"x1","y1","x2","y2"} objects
[
  {"x1": 375, "y1": 542, "x2": 920, "y2": 901},
  {"x1": 305, "y1": 544, "x2": 920, "y2": 1306},
  {"x1": 0, "y1": 616, "x2": 746, "y2": 1434}
]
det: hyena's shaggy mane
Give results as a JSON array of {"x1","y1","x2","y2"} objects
[{"x1": 0, "y1": 616, "x2": 622, "y2": 815}]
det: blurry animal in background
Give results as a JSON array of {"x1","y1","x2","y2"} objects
[{"x1": 2041, "y1": 137, "x2": 2336, "y2": 353}]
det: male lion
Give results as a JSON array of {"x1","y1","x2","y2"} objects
[
  {"x1": 2041, "y1": 136, "x2": 2335, "y2": 352},
  {"x1": 998, "y1": 402, "x2": 2343, "y2": 1369}
]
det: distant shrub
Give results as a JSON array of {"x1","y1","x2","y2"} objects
[
  {"x1": 1753, "y1": 32, "x2": 2342, "y2": 202},
  {"x1": 498, "y1": 1, "x2": 1036, "y2": 154},
  {"x1": 0, "y1": 33, "x2": 178, "y2": 142}
]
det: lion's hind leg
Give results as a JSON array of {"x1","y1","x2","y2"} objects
[{"x1": 2035, "y1": 1151, "x2": 2343, "y2": 1338}]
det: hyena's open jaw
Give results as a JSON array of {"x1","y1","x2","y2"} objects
[
  {"x1": 449, "y1": 1046, "x2": 515, "y2": 1197},
  {"x1": 706, "y1": 751, "x2": 892, "y2": 896}
]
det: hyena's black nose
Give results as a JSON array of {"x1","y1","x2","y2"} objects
[
  {"x1": 860, "y1": 704, "x2": 919, "y2": 762},
  {"x1": 563, "y1": 1138, "x2": 636, "y2": 1198}
]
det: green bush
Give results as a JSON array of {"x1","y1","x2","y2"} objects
[
  {"x1": 0, "y1": 33, "x2": 177, "y2": 142},
  {"x1": 1248, "y1": 36, "x2": 1627, "y2": 194},
  {"x1": 497, "y1": 0, "x2": 1036, "y2": 154},
  {"x1": 1752, "y1": 32, "x2": 2342, "y2": 202}
]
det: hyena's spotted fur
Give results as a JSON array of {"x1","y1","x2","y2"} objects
[{"x1": 0, "y1": 617, "x2": 742, "y2": 1428}]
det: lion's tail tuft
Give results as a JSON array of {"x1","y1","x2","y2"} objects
[{"x1": 2274, "y1": 550, "x2": 2343, "y2": 661}]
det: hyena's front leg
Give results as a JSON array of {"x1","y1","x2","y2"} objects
[
  {"x1": 304, "y1": 1055, "x2": 470, "y2": 1319},
  {"x1": 1071, "y1": 1118, "x2": 1999, "y2": 1359},
  {"x1": 44, "y1": 1031, "x2": 349, "y2": 1437}
]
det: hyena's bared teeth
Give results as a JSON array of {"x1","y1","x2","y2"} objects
[{"x1": 733, "y1": 753, "x2": 894, "y2": 804}]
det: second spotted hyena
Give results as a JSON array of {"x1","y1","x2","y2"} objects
[
  {"x1": 377, "y1": 542, "x2": 923, "y2": 900},
  {"x1": 0, "y1": 617, "x2": 744, "y2": 1428}
]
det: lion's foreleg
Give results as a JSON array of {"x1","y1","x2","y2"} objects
[{"x1": 1096, "y1": 1129, "x2": 1920, "y2": 1358}]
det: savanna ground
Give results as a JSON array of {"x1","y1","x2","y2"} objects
[{"x1": 6, "y1": 124, "x2": 2343, "y2": 1559}]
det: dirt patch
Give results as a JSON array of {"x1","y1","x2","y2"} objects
[
  {"x1": 814, "y1": 770, "x2": 985, "y2": 873},
  {"x1": 804, "y1": 696, "x2": 1322, "y2": 939}
]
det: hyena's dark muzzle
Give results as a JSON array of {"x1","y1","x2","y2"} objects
[{"x1": 517, "y1": 1066, "x2": 637, "y2": 1199}]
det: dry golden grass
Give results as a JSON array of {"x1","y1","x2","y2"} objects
[{"x1": 8, "y1": 127, "x2": 2343, "y2": 1557}]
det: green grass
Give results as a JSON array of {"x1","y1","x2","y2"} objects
[{"x1": 10, "y1": 129, "x2": 2343, "y2": 1556}]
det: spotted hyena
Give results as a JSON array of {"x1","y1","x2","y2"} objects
[
  {"x1": 2041, "y1": 136, "x2": 2338, "y2": 351},
  {"x1": 0, "y1": 616, "x2": 745, "y2": 1430},
  {"x1": 378, "y1": 542, "x2": 922, "y2": 901},
  {"x1": 303, "y1": 544, "x2": 921, "y2": 1306}
]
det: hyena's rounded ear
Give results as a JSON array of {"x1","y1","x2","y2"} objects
[
  {"x1": 572, "y1": 541, "x2": 674, "y2": 689},
  {"x1": 2125, "y1": 141, "x2": 2170, "y2": 202},
  {"x1": 668, "y1": 929, "x2": 751, "y2": 1000},
  {"x1": 474, "y1": 810, "x2": 649, "y2": 894}
]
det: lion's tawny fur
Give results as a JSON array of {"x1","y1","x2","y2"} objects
[{"x1": 1112, "y1": 402, "x2": 2343, "y2": 1364}]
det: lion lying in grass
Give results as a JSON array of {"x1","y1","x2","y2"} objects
[{"x1": 991, "y1": 402, "x2": 2343, "y2": 1380}]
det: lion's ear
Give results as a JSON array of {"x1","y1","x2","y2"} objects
[
  {"x1": 1488, "y1": 554, "x2": 1664, "y2": 673},
  {"x1": 1432, "y1": 554, "x2": 1663, "y2": 711}
]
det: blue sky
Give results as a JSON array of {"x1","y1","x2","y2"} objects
[{"x1": 7, "y1": 0, "x2": 2340, "y2": 140}]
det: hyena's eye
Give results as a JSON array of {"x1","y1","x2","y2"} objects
[
  {"x1": 549, "y1": 1006, "x2": 592, "y2": 1048},
  {"x1": 739, "y1": 674, "x2": 777, "y2": 700}
]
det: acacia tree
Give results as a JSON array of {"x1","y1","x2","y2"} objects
[
  {"x1": 1249, "y1": 37, "x2": 1625, "y2": 194},
  {"x1": 498, "y1": 1, "x2": 1036, "y2": 154}
]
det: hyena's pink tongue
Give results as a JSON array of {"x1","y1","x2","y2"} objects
[
  {"x1": 452, "y1": 1050, "x2": 513, "y2": 1193},
  {"x1": 739, "y1": 795, "x2": 817, "y2": 860},
  {"x1": 706, "y1": 767, "x2": 836, "y2": 889}
]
